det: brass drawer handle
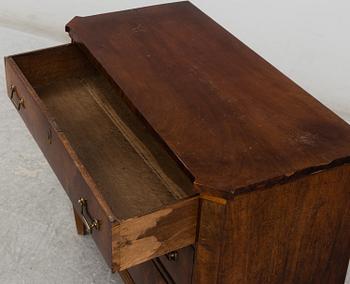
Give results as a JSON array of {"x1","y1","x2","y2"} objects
[
  {"x1": 78, "y1": 198, "x2": 100, "y2": 234},
  {"x1": 9, "y1": 85, "x2": 24, "y2": 110},
  {"x1": 166, "y1": 251, "x2": 178, "y2": 261}
]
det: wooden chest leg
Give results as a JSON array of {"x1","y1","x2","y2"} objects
[{"x1": 73, "y1": 207, "x2": 86, "y2": 235}]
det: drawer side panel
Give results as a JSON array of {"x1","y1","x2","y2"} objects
[{"x1": 5, "y1": 56, "x2": 113, "y2": 267}]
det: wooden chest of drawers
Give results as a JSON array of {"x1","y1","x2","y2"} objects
[{"x1": 5, "y1": 2, "x2": 350, "y2": 283}]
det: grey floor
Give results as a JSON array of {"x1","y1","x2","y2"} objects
[{"x1": 0, "y1": 26, "x2": 349, "y2": 284}]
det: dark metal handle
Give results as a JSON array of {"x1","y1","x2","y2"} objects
[
  {"x1": 78, "y1": 198, "x2": 100, "y2": 234},
  {"x1": 166, "y1": 251, "x2": 178, "y2": 261},
  {"x1": 9, "y1": 85, "x2": 24, "y2": 110}
]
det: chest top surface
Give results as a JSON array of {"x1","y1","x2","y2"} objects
[{"x1": 66, "y1": 1, "x2": 350, "y2": 197}]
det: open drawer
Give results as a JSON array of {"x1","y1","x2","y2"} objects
[{"x1": 4, "y1": 44, "x2": 198, "y2": 271}]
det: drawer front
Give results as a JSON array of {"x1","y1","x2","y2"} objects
[
  {"x1": 112, "y1": 196, "x2": 198, "y2": 271},
  {"x1": 127, "y1": 260, "x2": 168, "y2": 284},
  {"x1": 5, "y1": 57, "x2": 113, "y2": 266},
  {"x1": 124, "y1": 247, "x2": 195, "y2": 284},
  {"x1": 158, "y1": 246, "x2": 194, "y2": 284}
]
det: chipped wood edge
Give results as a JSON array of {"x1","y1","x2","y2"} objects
[
  {"x1": 111, "y1": 196, "x2": 199, "y2": 271},
  {"x1": 200, "y1": 193, "x2": 227, "y2": 205}
]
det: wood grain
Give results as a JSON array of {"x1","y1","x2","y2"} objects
[
  {"x1": 127, "y1": 260, "x2": 167, "y2": 284},
  {"x1": 158, "y1": 246, "x2": 195, "y2": 284},
  {"x1": 6, "y1": 3, "x2": 350, "y2": 282},
  {"x1": 11, "y1": 44, "x2": 194, "y2": 221},
  {"x1": 5, "y1": 56, "x2": 114, "y2": 267},
  {"x1": 124, "y1": 247, "x2": 195, "y2": 284},
  {"x1": 6, "y1": 44, "x2": 198, "y2": 273},
  {"x1": 195, "y1": 164, "x2": 350, "y2": 283},
  {"x1": 118, "y1": 270, "x2": 135, "y2": 284},
  {"x1": 39, "y1": 77, "x2": 180, "y2": 220},
  {"x1": 112, "y1": 196, "x2": 198, "y2": 271},
  {"x1": 193, "y1": 199, "x2": 226, "y2": 283},
  {"x1": 67, "y1": 1, "x2": 350, "y2": 198},
  {"x1": 84, "y1": 78, "x2": 188, "y2": 200}
]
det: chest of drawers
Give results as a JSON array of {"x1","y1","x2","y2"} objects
[{"x1": 5, "y1": 2, "x2": 350, "y2": 283}]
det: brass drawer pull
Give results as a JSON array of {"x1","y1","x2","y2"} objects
[
  {"x1": 10, "y1": 85, "x2": 24, "y2": 110},
  {"x1": 166, "y1": 251, "x2": 178, "y2": 261},
  {"x1": 78, "y1": 198, "x2": 100, "y2": 234}
]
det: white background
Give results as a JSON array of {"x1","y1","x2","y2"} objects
[{"x1": 0, "y1": 0, "x2": 349, "y2": 121}]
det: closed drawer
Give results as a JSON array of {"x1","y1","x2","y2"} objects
[
  {"x1": 121, "y1": 246, "x2": 195, "y2": 284},
  {"x1": 126, "y1": 260, "x2": 168, "y2": 284},
  {"x1": 125, "y1": 247, "x2": 195, "y2": 284},
  {"x1": 158, "y1": 246, "x2": 195, "y2": 284},
  {"x1": 5, "y1": 44, "x2": 198, "y2": 271}
]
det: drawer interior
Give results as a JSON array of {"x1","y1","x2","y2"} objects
[{"x1": 13, "y1": 44, "x2": 195, "y2": 221}]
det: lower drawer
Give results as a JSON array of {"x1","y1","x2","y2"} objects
[
  {"x1": 125, "y1": 261, "x2": 167, "y2": 284},
  {"x1": 5, "y1": 44, "x2": 199, "y2": 271},
  {"x1": 158, "y1": 246, "x2": 195, "y2": 284},
  {"x1": 124, "y1": 246, "x2": 194, "y2": 284}
]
